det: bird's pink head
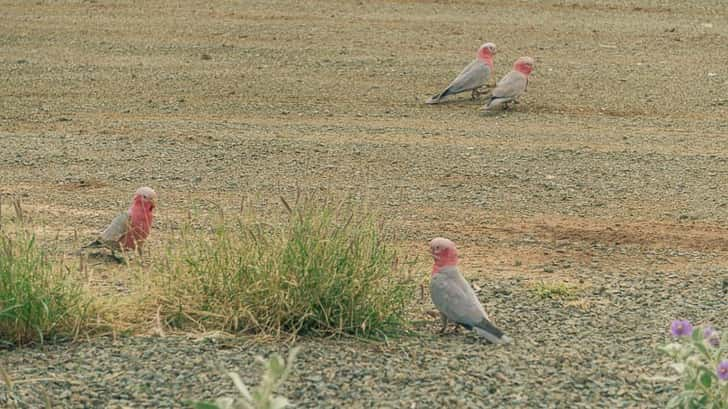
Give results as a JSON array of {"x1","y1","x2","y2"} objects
[
  {"x1": 131, "y1": 186, "x2": 157, "y2": 213},
  {"x1": 430, "y1": 237, "x2": 458, "y2": 275},
  {"x1": 122, "y1": 187, "x2": 157, "y2": 250},
  {"x1": 477, "y1": 42, "x2": 496, "y2": 68},
  {"x1": 513, "y1": 56, "x2": 534, "y2": 76}
]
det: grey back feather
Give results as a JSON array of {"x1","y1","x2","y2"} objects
[
  {"x1": 445, "y1": 59, "x2": 491, "y2": 94},
  {"x1": 491, "y1": 71, "x2": 527, "y2": 100},
  {"x1": 430, "y1": 265, "x2": 489, "y2": 326},
  {"x1": 99, "y1": 212, "x2": 130, "y2": 246},
  {"x1": 427, "y1": 59, "x2": 491, "y2": 103}
]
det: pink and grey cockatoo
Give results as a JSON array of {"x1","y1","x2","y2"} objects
[
  {"x1": 83, "y1": 187, "x2": 157, "y2": 261},
  {"x1": 429, "y1": 237, "x2": 511, "y2": 344},
  {"x1": 482, "y1": 56, "x2": 534, "y2": 111},
  {"x1": 425, "y1": 42, "x2": 497, "y2": 104}
]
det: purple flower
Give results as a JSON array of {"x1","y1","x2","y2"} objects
[
  {"x1": 718, "y1": 361, "x2": 728, "y2": 381},
  {"x1": 703, "y1": 326, "x2": 720, "y2": 348},
  {"x1": 670, "y1": 320, "x2": 693, "y2": 337}
]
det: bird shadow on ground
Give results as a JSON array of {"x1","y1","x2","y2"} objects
[
  {"x1": 86, "y1": 252, "x2": 127, "y2": 264},
  {"x1": 424, "y1": 98, "x2": 487, "y2": 107}
]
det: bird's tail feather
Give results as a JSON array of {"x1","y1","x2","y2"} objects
[
  {"x1": 483, "y1": 96, "x2": 510, "y2": 111},
  {"x1": 473, "y1": 319, "x2": 511, "y2": 344},
  {"x1": 426, "y1": 88, "x2": 451, "y2": 104},
  {"x1": 482, "y1": 96, "x2": 496, "y2": 111},
  {"x1": 82, "y1": 239, "x2": 103, "y2": 249}
]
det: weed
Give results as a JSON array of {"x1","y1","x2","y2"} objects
[{"x1": 188, "y1": 347, "x2": 300, "y2": 409}]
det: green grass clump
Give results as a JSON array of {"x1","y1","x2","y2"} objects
[
  {"x1": 0, "y1": 231, "x2": 90, "y2": 346},
  {"x1": 154, "y1": 199, "x2": 414, "y2": 338}
]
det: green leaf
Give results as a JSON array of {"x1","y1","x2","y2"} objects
[
  {"x1": 268, "y1": 355, "x2": 285, "y2": 376},
  {"x1": 700, "y1": 370, "x2": 712, "y2": 388},
  {"x1": 213, "y1": 397, "x2": 237, "y2": 409},
  {"x1": 660, "y1": 343, "x2": 684, "y2": 356},
  {"x1": 694, "y1": 338, "x2": 710, "y2": 357},
  {"x1": 227, "y1": 372, "x2": 253, "y2": 401},
  {"x1": 269, "y1": 396, "x2": 290, "y2": 409},
  {"x1": 692, "y1": 327, "x2": 703, "y2": 344}
]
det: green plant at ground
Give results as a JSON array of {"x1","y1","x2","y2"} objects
[
  {"x1": 188, "y1": 347, "x2": 300, "y2": 409},
  {"x1": 0, "y1": 230, "x2": 91, "y2": 346},
  {"x1": 655, "y1": 321, "x2": 727, "y2": 408},
  {"x1": 153, "y1": 198, "x2": 414, "y2": 338},
  {"x1": 529, "y1": 280, "x2": 577, "y2": 300}
]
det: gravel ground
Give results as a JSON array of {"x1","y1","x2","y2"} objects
[
  {"x1": 2, "y1": 0, "x2": 728, "y2": 407},
  {"x1": 3, "y1": 270, "x2": 727, "y2": 408}
]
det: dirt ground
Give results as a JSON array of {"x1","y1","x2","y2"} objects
[{"x1": 1, "y1": 0, "x2": 728, "y2": 408}]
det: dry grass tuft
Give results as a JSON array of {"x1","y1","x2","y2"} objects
[{"x1": 144, "y1": 197, "x2": 415, "y2": 339}]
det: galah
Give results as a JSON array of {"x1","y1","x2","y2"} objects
[
  {"x1": 425, "y1": 42, "x2": 496, "y2": 104},
  {"x1": 482, "y1": 56, "x2": 534, "y2": 111},
  {"x1": 429, "y1": 237, "x2": 511, "y2": 344},
  {"x1": 83, "y1": 187, "x2": 157, "y2": 261}
]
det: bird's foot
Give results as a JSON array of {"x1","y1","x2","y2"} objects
[
  {"x1": 471, "y1": 87, "x2": 487, "y2": 99},
  {"x1": 438, "y1": 313, "x2": 449, "y2": 334}
]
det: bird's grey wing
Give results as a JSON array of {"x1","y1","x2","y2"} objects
[
  {"x1": 445, "y1": 59, "x2": 490, "y2": 94},
  {"x1": 99, "y1": 212, "x2": 130, "y2": 244},
  {"x1": 430, "y1": 269, "x2": 488, "y2": 327},
  {"x1": 491, "y1": 71, "x2": 527, "y2": 99}
]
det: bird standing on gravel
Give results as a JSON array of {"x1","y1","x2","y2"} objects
[
  {"x1": 82, "y1": 187, "x2": 157, "y2": 262},
  {"x1": 429, "y1": 237, "x2": 511, "y2": 344},
  {"x1": 425, "y1": 42, "x2": 497, "y2": 104},
  {"x1": 482, "y1": 56, "x2": 534, "y2": 111}
]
